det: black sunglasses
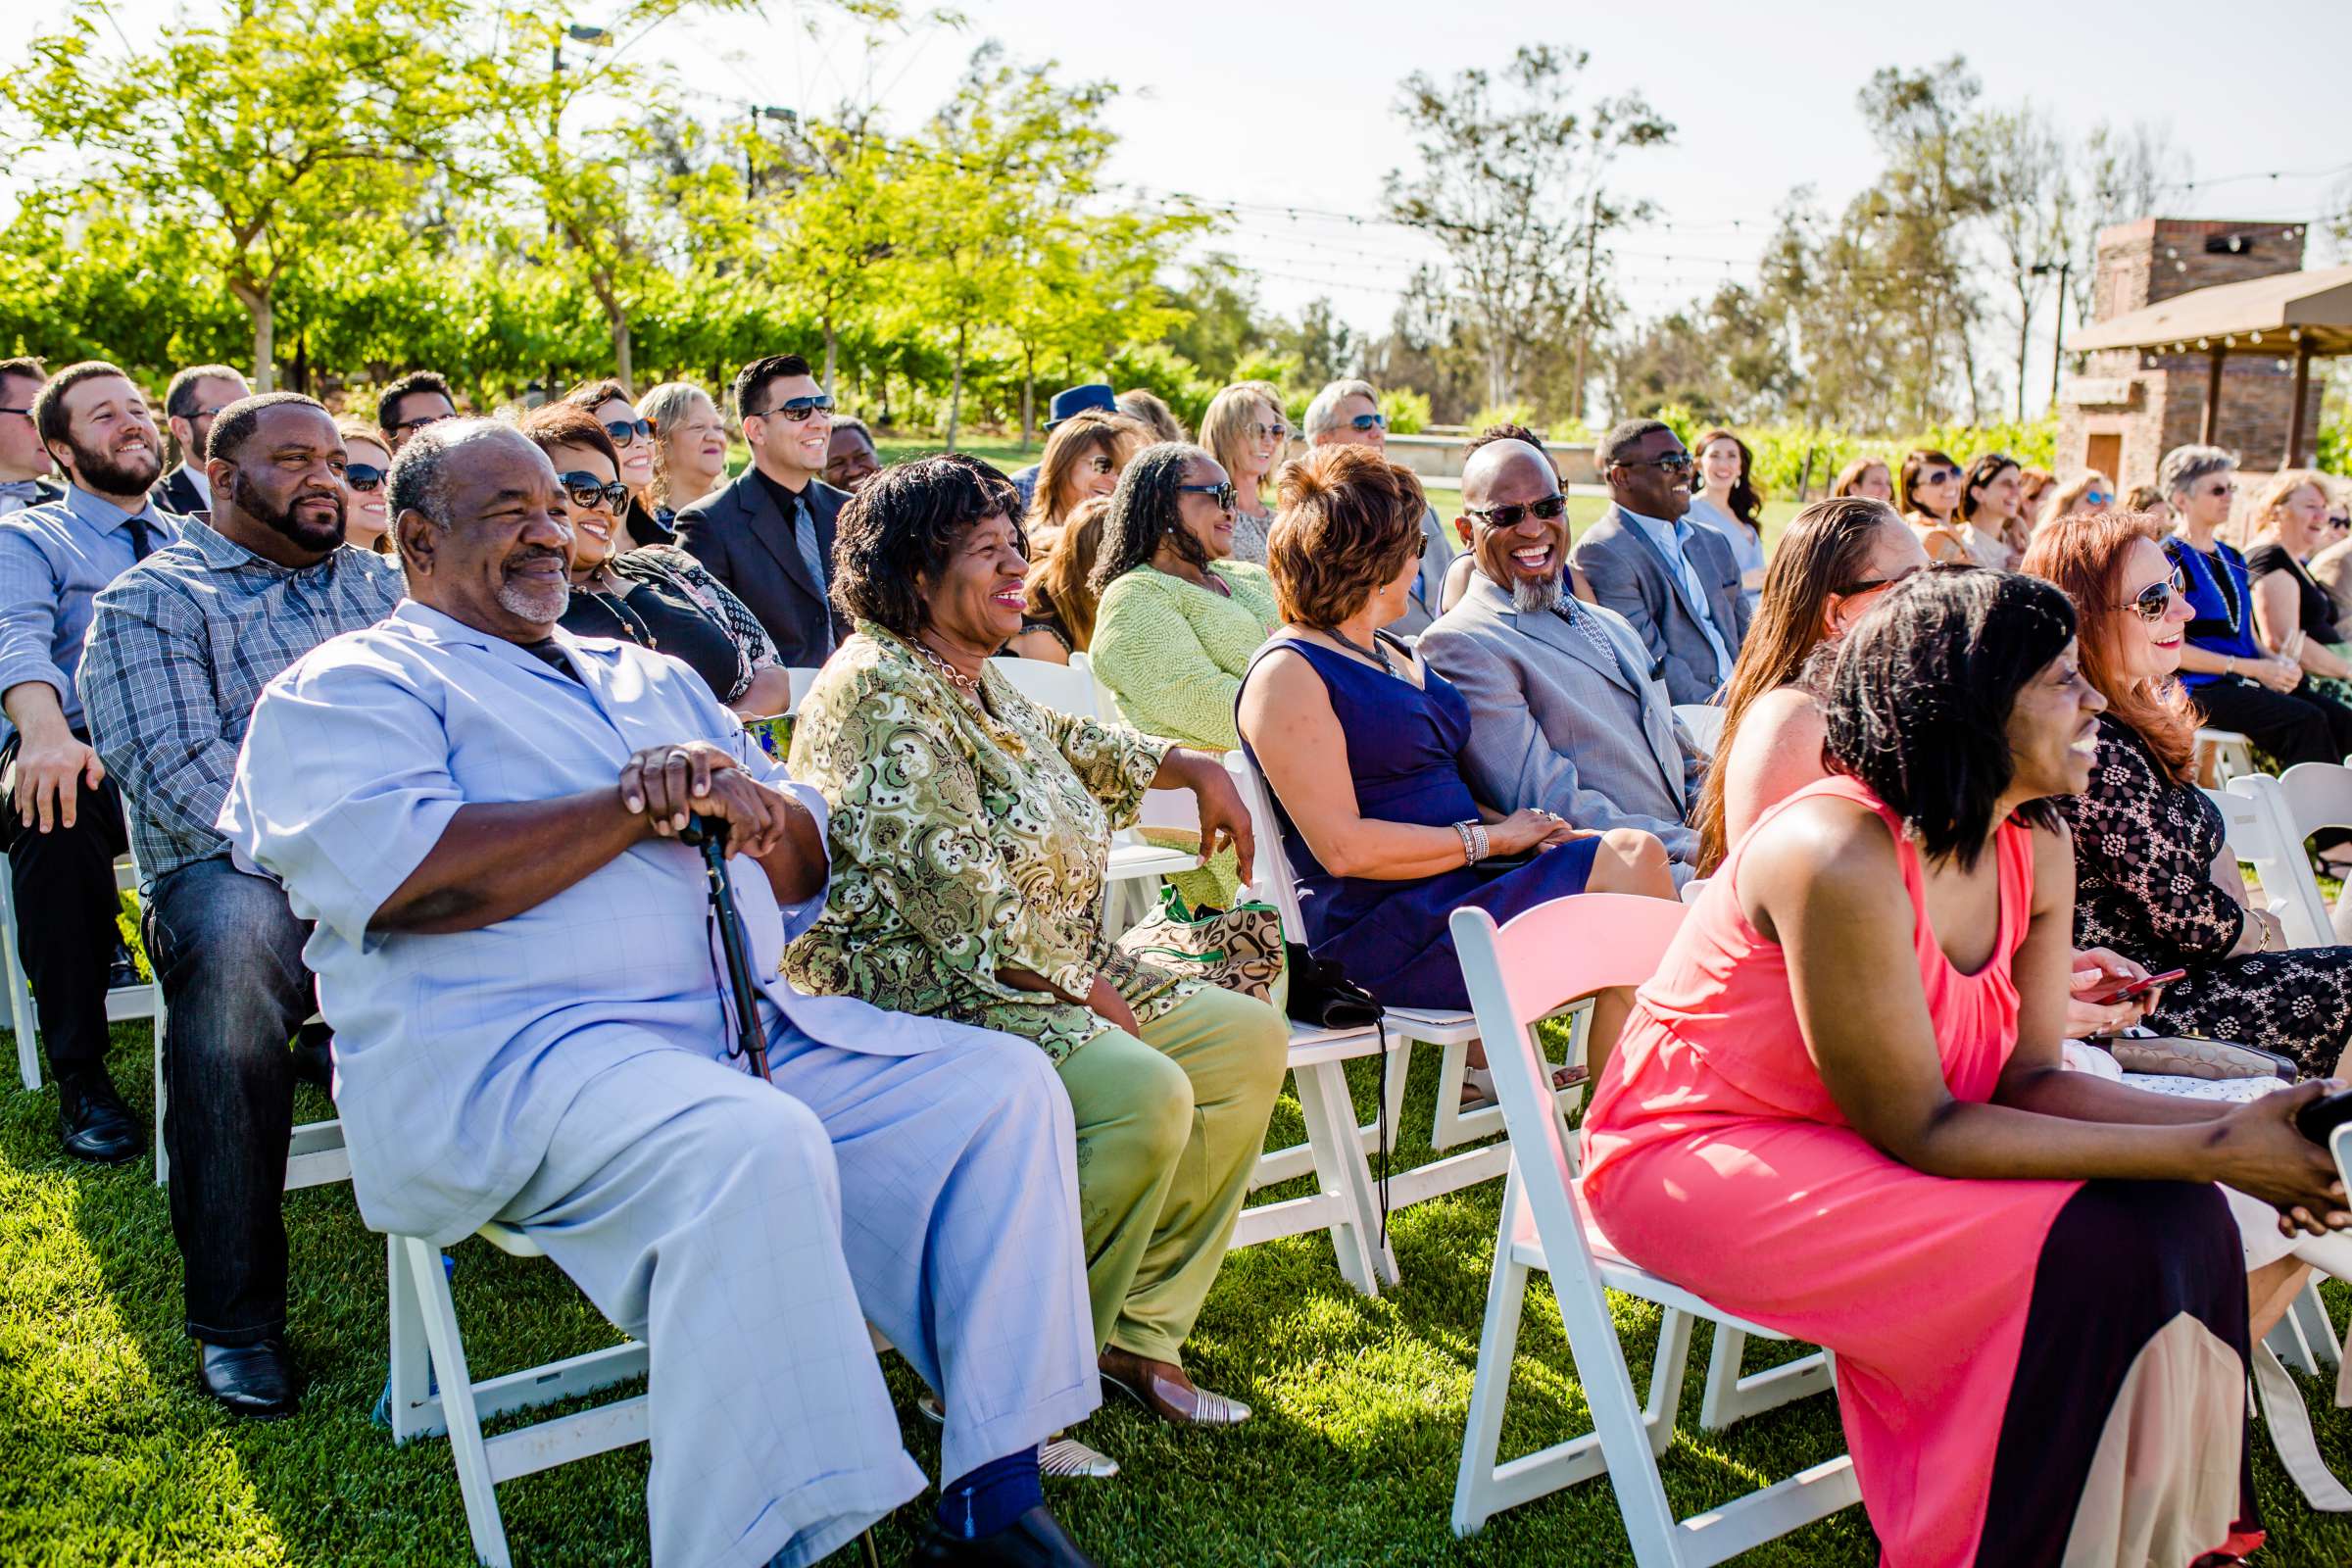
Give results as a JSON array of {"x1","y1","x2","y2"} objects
[
  {"x1": 2116, "y1": 565, "x2": 2189, "y2": 622},
  {"x1": 604, "y1": 417, "x2": 655, "y2": 445},
  {"x1": 1922, "y1": 466, "x2": 1961, "y2": 485},
  {"x1": 1837, "y1": 563, "x2": 1923, "y2": 596},
  {"x1": 1177, "y1": 480, "x2": 1237, "y2": 513},
  {"x1": 392, "y1": 411, "x2": 451, "y2": 436},
  {"x1": 1618, "y1": 451, "x2": 1694, "y2": 476},
  {"x1": 556, "y1": 471, "x2": 631, "y2": 514},
  {"x1": 1465, "y1": 494, "x2": 1568, "y2": 529},
  {"x1": 343, "y1": 463, "x2": 386, "y2": 493},
  {"x1": 755, "y1": 394, "x2": 834, "y2": 423}
]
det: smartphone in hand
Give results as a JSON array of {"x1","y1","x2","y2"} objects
[{"x1": 2085, "y1": 967, "x2": 2188, "y2": 1007}]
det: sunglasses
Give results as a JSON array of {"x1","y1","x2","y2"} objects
[
  {"x1": 556, "y1": 471, "x2": 631, "y2": 514},
  {"x1": 2081, "y1": 489, "x2": 2113, "y2": 507},
  {"x1": 2118, "y1": 565, "x2": 2189, "y2": 622},
  {"x1": 755, "y1": 394, "x2": 834, "y2": 423},
  {"x1": 1348, "y1": 413, "x2": 1387, "y2": 431},
  {"x1": 343, "y1": 463, "x2": 386, "y2": 493},
  {"x1": 603, "y1": 417, "x2": 655, "y2": 445},
  {"x1": 1838, "y1": 563, "x2": 1924, "y2": 596},
  {"x1": 1922, "y1": 466, "x2": 1960, "y2": 485},
  {"x1": 1466, "y1": 494, "x2": 1568, "y2": 529},
  {"x1": 1085, "y1": 454, "x2": 1117, "y2": 475},
  {"x1": 393, "y1": 412, "x2": 451, "y2": 436},
  {"x1": 1249, "y1": 421, "x2": 1289, "y2": 443},
  {"x1": 1177, "y1": 480, "x2": 1237, "y2": 513},
  {"x1": 2331, "y1": 514, "x2": 2352, "y2": 532},
  {"x1": 0, "y1": 405, "x2": 30, "y2": 422},
  {"x1": 1619, "y1": 452, "x2": 1694, "y2": 475}
]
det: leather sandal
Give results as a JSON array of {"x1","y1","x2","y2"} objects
[
  {"x1": 913, "y1": 1392, "x2": 1118, "y2": 1478},
  {"x1": 1097, "y1": 1347, "x2": 1250, "y2": 1428}
]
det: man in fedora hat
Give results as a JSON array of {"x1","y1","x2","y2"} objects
[{"x1": 1010, "y1": 384, "x2": 1116, "y2": 511}]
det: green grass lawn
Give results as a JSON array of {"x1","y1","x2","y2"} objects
[{"x1": 8, "y1": 1021, "x2": 2352, "y2": 1565}]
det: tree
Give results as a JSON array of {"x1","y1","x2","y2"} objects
[
  {"x1": 1384, "y1": 45, "x2": 1672, "y2": 410},
  {"x1": 2065, "y1": 121, "x2": 2190, "y2": 332},
  {"x1": 4, "y1": 0, "x2": 478, "y2": 389},
  {"x1": 1963, "y1": 105, "x2": 2074, "y2": 418},
  {"x1": 1856, "y1": 57, "x2": 1990, "y2": 424}
]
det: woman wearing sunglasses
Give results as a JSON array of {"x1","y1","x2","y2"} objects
[
  {"x1": 1898, "y1": 447, "x2": 1971, "y2": 565},
  {"x1": 1198, "y1": 384, "x2": 1289, "y2": 564},
  {"x1": 2044, "y1": 469, "x2": 2113, "y2": 524},
  {"x1": 560, "y1": 377, "x2": 674, "y2": 547},
  {"x1": 2245, "y1": 469, "x2": 2352, "y2": 710},
  {"x1": 1023, "y1": 409, "x2": 1147, "y2": 563},
  {"x1": 516, "y1": 403, "x2": 794, "y2": 717},
  {"x1": 334, "y1": 417, "x2": 396, "y2": 554}
]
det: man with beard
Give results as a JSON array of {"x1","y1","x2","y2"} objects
[
  {"x1": 1418, "y1": 438, "x2": 1703, "y2": 884},
  {"x1": 0, "y1": 361, "x2": 177, "y2": 1157},
  {"x1": 215, "y1": 419, "x2": 1101, "y2": 1564},
  {"x1": 80, "y1": 392, "x2": 401, "y2": 1416}
]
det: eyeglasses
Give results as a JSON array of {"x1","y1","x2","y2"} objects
[
  {"x1": 2115, "y1": 565, "x2": 2189, "y2": 622},
  {"x1": 556, "y1": 471, "x2": 631, "y2": 514},
  {"x1": 343, "y1": 463, "x2": 386, "y2": 493},
  {"x1": 2081, "y1": 489, "x2": 2113, "y2": 507},
  {"x1": 1465, "y1": 494, "x2": 1568, "y2": 529},
  {"x1": 1837, "y1": 564, "x2": 1924, "y2": 596},
  {"x1": 754, "y1": 394, "x2": 834, "y2": 423},
  {"x1": 392, "y1": 412, "x2": 451, "y2": 436},
  {"x1": 2330, "y1": 514, "x2": 2352, "y2": 532},
  {"x1": 603, "y1": 417, "x2": 655, "y2": 445},
  {"x1": 0, "y1": 406, "x2": 31, "y2": 422},
  {"x1": 1348, "y1": 413, "x2": 1387, "y2": 432},
  {"x1": 1922, "y1": 466, "x2": 1960, "y2": 485},
  {"x1": 1249, "y1": 421, "x2": 1289, "y2": 443},
  {"x1": 1618, "y1": 452, "x2": 1693, "y2": 475},
  {"x1": 1085, "y1": 454, "x2": 1117, "y2": 476},
  {"x1": 1177, "y1": 481, "x2": 1237, "y2": 513}
]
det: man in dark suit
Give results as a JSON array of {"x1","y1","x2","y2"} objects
[
  {"x1": 1570, "y1": 418, "x2": 1752, "y2": 706},
  {"x1": 672, "y1": 355, "x2": 851, "y2": 666},
  {"x1": 156, "y1": 365, "x2": 251, "y2": 515}
]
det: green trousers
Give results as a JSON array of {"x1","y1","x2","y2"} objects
[{"x1": 1056, "y1": 983, "x2": 1290, "y2": 1363}]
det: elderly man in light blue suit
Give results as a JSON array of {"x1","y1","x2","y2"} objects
[
  {"x1": 1419, "y1": 439, "x2": 1704, "y2": 886},
  {"x1": 218, "y1": 423, "x2": 1099, "y2": 1568}
]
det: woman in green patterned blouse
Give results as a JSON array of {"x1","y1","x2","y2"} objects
[{"x1": 786, "y1": 454, "x2": 1290, "y2": 1441}]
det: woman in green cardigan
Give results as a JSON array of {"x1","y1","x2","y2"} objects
[{"x1": 1088, "y1": 444, "x2": 1283, "y2": 903}]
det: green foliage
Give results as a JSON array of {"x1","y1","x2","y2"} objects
[
  {"x1": 1379, "y1": 387, "x2": 1431, "y2": 436},
  {"x1": 1464, "y1": 401, "x2": 1541, "y2": 436}
]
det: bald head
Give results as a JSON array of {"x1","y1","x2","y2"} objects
[
  {"x1": 391, "y1": 418, "x2": 576, "y2": 643},
  {"x1": 1461, "y1": 439, "x2": 1553, "y2": 510}
]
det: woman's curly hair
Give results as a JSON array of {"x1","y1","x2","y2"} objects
[
  {"x1": 1821, "y1": 566, "x2": 2075, "y2": 869},
  {"x1": 830, "y1": 453, "x2": 1025, "y2": 639}
]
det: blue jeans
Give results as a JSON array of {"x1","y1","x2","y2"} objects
[{"x1": 143, "y1": 857, "x2": 313, "y2": 1345}]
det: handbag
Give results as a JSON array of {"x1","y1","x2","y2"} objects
[
  {"x1": 1282, "y1": 941, "x2": 1382, "y2": 1030},
  {"x1": 2101, "y1": 1032, "x2": 2300, "y2": 1082},
  {"x1": 1112, "y1": 886, "x2": 1284, "y2": 1004}
]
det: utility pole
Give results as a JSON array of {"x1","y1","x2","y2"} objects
[{"x1": 2032, "y1": 258, "x2": 2072, "y2": 411}]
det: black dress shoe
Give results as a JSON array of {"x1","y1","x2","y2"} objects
[
  {"x1": 58, "y1": 1075, "x2": 143, "y2": 1163},
  {"x1": 291, "y1": 1021, "x2": 334, "y2": 1090},
  {"x1": 197, "y1": 1340, "x2": 300, "y2": 1420},
  {"x1": 107, "y1": 940, "x2": 142, "y2": 993},
  {"x1": 911, "y1": 1506, "x2": 1098, "y2": 1567}
]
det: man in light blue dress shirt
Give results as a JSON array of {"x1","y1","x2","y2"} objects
[
  {"x1": 0, "y1": 361, "x2": 176, "y2": 1160},
  {"x1": 219, "y1": 421, "x2": 1100, "y2": 1568},
  {"x1": 1570, "y1": 419, "x2": 1752, "y2": 707}
]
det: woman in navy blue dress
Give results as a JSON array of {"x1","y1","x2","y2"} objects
[{"x1": 1235, "y1": 444, "x2": 1675, "y2": 1014}]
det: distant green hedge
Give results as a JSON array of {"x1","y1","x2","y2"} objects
[{"x1": 1651, "y1": 404, "x2": 2060, "y2": 500}]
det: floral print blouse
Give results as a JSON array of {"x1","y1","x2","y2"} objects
[{"x1": 784, "y1": 622, "x2": 1198, "y2": 1062}]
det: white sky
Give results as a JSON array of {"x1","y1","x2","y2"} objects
[{"x1": 23, "y1": 0, "x2": 2352, "y2": 414}]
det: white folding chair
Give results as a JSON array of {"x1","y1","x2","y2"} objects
[
  {"x1": 1671, "y1": 703, "x2": 1725, "y2": 761},
  {"x1": 2, "y1": 868, "x2": 38, "y2": 1090},
  {"x1": 2196, "y1": 727, "x2": 2259, "y2": 788},
  {"x1": 783, "y1": 664, "x2": 822, "y2": 717},
  {"x1": 2235, "y1": 763, "x2": 2352, "y2": 949},
  {"x1": 1447, "y1": 896, "x2": 1856, "y2": 1553},
  {"x1": 994, "y1": 654, "x2": 1194, "y2": 891},
  {"x1": 386, "y1": 1223, "x2": 651, "y2": 1568},
  {"x1": 2202, "y1": 782, "x2": 2308, "y2": 948}
]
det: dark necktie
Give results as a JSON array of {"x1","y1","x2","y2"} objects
[
  {"x1": 125, "y1": 514, "x2": 156, "y2": 563},
  {"x1": 792, "y1": 493, "x2": 833, "y2": 661}
]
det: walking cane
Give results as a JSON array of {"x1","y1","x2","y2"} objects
[
  {"x1": 678, "y1": 813, "x2": 771, "y2": 1082},
  {"x1": 677, "y1": 814, "x2": 884, "y2": 1568}
]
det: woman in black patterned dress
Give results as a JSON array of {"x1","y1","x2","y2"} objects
[{"x1": 2026, "y1": 511, "x2": 2352, "y2": 1077}]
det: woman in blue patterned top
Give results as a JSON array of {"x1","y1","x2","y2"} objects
[{"x1": 2157, "y1": 443, "x2": 2352, "y2": 768}]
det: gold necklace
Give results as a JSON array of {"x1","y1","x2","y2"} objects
[{"x1": 912, "y1": 635, "x2": 982, "y2": 694}]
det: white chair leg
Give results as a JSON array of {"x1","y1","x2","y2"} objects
[
  {"x1": 1452, "y1": 1170, "x2": 1531, "y2": 1539},
  {"x1": 152, "y1": 1009, "x2": 170, "y2": 1188},
  {"x1": 387, "y1": 1236, "x2": 443, "y2": 1442},
  {"x1": 1548, "y1": 1273, "x2": 1689, "y2": 1567},
  {"x1": 1292, "y1": 1058, "x2": 1391, "y2": 1294},
  {"x1": 1699, "y1": 1324, "x2": 1837, "y2": 1430},
  {"x1": 405, "y1": 1235, "x2": 514, "y2": 1568},
  {"x1": 1644, "y1": 1308, "x2": 1694, "y2": 1458},
  {"x1": 2293, "y1": 1280, "x2": 2341, "y2": 1367},
  {"x1": 2269, "y1": 1304, "x2": 2322, "y2": 1377},
  {"x1": 3, "y1": 870, "x2": 36, "y2": 1091}
]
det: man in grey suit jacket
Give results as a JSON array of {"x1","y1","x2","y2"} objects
[
  {"x1": 1419, "y1": 440, "x2": 1703, "y2": 883},
  {"x1": 1571, "y1": 418, "x2": 1751, "y2": 707},
  {"x1": 1304, "y1": 377, "x2": 1450, "y2": 636}
]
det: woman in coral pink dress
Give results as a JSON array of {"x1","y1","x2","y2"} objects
[{"x1": 1581, "y1": 568, "x2": 2348, "y2": 1567}]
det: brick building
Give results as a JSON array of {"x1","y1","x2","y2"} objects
[{"x1": 2056, "y1": 218, "x2": 2334, "y2": 490}]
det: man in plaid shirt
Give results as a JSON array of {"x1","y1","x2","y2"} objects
[{"x1": 78, "y1": 392, "x2": 401, "y2": 1419}]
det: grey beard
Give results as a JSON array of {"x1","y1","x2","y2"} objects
[
  {"x1": 1510, "y1": 574, "x2": 1566, "y2": 615},
  {"x1": 498, "y1": 576, "x2": 570, "y2": 624}
]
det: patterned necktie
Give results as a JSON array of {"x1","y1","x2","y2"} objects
[
  {"x1": 791, "y1": 492, "x2": 833, "y2": 661},
  {"x1": 125, "y1": 514, "x2": 156, "y2": 563}
]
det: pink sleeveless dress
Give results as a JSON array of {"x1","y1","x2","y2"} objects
[{"x1": 1581, "y1": 775, "x2": 2255, "y2": 1567}]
